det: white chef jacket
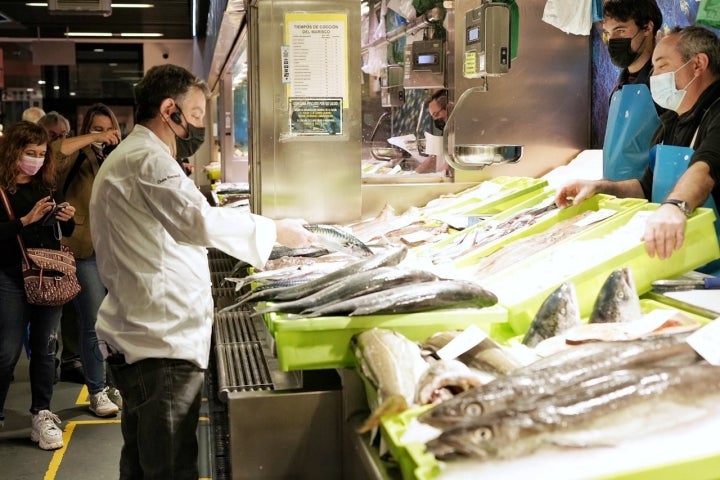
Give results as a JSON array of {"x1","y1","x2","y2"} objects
[{"x1": 89, "y1": 125, "x2": 276, "y2": 369}]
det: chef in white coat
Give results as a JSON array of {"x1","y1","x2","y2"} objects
[{"x1": 89, "y1": 64, "x2": 315, "y2": 480}]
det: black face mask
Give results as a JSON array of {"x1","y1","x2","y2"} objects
[
  {"x1": 607, "y1": 34, "x2": 643, "y2": 68},
  {"x1": 176, "y1": 123, "x2": 206, "y2": 159},
  {"x1": 433, "y1": 119, "x2": 446, "y2": 131}
]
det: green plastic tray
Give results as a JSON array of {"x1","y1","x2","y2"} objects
[
  {"x1": 267, "y1": 305, "x2": 508, "y2": 371},
  {"x1": 481, "y1": 204, "x2": 720, "y2": 336}
]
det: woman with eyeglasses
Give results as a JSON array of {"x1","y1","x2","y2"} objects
[{"x1": 0, "y1": 121, "x2": 76, "y2": 450}]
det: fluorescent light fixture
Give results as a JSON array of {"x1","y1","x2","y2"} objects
[
  {"x1": 93, "y1": 48, "x2": 104, "y2": 52},
  {"x1": 26, "y1": 88, "x2": 34, "y2": 92},
  {"x1": 53, "y1": 85, "x2": 60, "y2": 90},
  {"x1": 192, "y1": 0, "x2": 197, "y2": 38},
  {"x1": 26, "y1": 2, "x2": 154, "y2": 7},
  {"x1": 70, "y1": 92, "x2": 76, "y2": 96},
  {"x1": 65, "y1": 32, "x2": 113, "y2": 37},
  {"x1": 38, "y1": 80, "x2": 46, "y2": 84}
]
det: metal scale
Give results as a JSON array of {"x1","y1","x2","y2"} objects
[
  {"x1": 444, "y1": 0, "x2": 523, "y2": 169},
  {"x1": 369, "y1": 6, "x2": 447, "y2": 163}
]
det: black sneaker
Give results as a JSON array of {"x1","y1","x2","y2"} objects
[{"x1": 60, "y1": 361, "x2": 85, "y2": 384}]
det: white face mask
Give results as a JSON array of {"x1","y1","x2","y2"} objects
[
  {"x1": 649, "y1": 59, "x2": 697, "y2": 112},
  {"x1": 19, "y1": 155, "x2": 45, "y2": 176}
]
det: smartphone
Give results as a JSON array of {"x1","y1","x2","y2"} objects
[{"x1": 41, "y1": 203, "x2": 66, "y2": 226}]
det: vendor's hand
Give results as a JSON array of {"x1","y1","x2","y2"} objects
[
  {"x1": 641, "y1": 204, "x2": 687, "y2": 259},
  {"x1": 554, "y1": 180, "x2": 598, "y2": 208},
  {"x1": 96, "y1": 129, "x2": 122, "y2": 145},
  {"x1": 275, "y1": 218, "x2": 318, "y2": 249},
  {"x1": 54, "y1": 202, "x2": 75, "y2": 222}
]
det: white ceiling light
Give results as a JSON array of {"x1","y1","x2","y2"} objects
[{"x1": 26, "y1": 2, "x2": 154, "y2": 7}]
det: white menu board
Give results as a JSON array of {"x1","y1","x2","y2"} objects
[{"x1": 285, "y1": 13, "x2": 348, "y2": 108}]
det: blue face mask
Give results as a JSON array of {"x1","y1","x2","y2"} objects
[{"x1": 650, "y1": 59, "x2": 696, "y2": 112}]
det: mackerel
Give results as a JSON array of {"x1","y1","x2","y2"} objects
[
  {"x1": 302, "y1": 279, "x2": 498, "y2": 317},
  {"x1": 251, "y1": 267, "x2": 439, "y2": 316},
  {"x1": 304, "y1": 224, "x2": 374, "y2": 257}
]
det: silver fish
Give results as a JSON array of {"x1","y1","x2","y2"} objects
[
  {"x1": 426, "y1": 363, "x2": 720, "y2": 460},
  {"x1": 422, "y1": 331, "x2": 523, "y2": 375},
  {"x1": 236, "y1": 245, "x2": 408, "y2": 305},
  {"x1": 589, "y1": 266, "x2": 642, "y2": 323},
  {"x1": 522, "y1": 282, "x2": 581, "y2": 347},
  {"x1": 352, "y1": 328, "x2": 429, "y2": 433},
  {"x1": 302, "y1": 279, "x2": 498, "y2": 317},
  {"x1": 418, "y1": 332, "x2": 697, "y2": 429},
  {"x1": 304, "y1": 224, "x2": 374, "y2": 257},
  {"x1": 252, "y1": 267, "x2": 439, "y2": 316}
]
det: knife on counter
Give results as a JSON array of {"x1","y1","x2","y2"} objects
[{"x1": 652, "y1": 276, "x2": 720, "y2": 292}]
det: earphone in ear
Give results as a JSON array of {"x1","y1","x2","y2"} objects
[{"x1": 170, "y1": 112, "x2": 183, "y2": 125}]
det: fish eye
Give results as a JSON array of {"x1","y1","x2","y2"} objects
[
  {"x1": 471, "y1": 427, "x2": 493, "y2": 442},
  {"x1": 463, "y1": 401, "x2": 483, "y2": 417}
]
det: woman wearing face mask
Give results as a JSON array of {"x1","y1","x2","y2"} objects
[
  {"x1": 0, "y1": 121, "x2": 76, "y2": 450},
  {"x1": 52, "y1": 103, "x2": 122, "y2": 417}
]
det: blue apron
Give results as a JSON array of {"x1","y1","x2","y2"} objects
[
  {"x1": 603, "y1": 84, "x2": 660, "y2": 181},
  {"x1": 650, "y1": 143, "x2": 720, "y2": 274}
]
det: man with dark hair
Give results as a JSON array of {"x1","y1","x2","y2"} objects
[
  {"x1": 601, "y1": 0, "x2": 665, "y2": 181},
  {"x1": 602, "y1": 0, "x2": 663, "y2": 99},
  {"x1": 89, "y1": 64, "x2": 316, "y2": 479},
  {"x1": 557, "y1": 26, "x2": 720, "y2": 268}
]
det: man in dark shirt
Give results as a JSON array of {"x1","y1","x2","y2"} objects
[
  {"x1": 602, "y1": 0, "x2": 664, "y2": 112},
  {"x1": 556, "y1": 26, "x2": 720, "y2": 261}
]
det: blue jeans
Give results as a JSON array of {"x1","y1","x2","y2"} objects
[
  {"x1": 107, "y1": 355, "x2": 204, "y2": 480},
  {"x1": 0, "y1": 266, "x2": 61, "y2": 417},
  {"x1": 73, "y1": 255, "x2": 107, "y2": 394}
]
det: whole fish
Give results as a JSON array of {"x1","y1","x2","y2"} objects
[
  {"x1": 418, "y1": 332, "x2": 697, "y2": 429},
  {"x1": 302, "y1": 279, "x2": 498, "y2": 317},
  {"x1": 225, "y1": 246, "x2": 332, "y2": 278},
  {"x1": 415, "y1": 359, "x2": 489, "y2": 405},
  {"x1": 426, "y1": 363, "x2": 720, "y2": 460},
  {"x1": 304, "y1": 224, "x2": 374, "y2": 257},
  {"x1": 251, "y1": 267, "x2": 440, "y2": 316},
  {"x1": 522, "y1": 282, "x2": 581, "y2": 347},
  {"x1": 236, "y1": 245, "x2": 408, "y2": 305},
  {"x1": 422, "y1": 331, "x2": 523, "y2": 375},
  {"x1": 589, "y1": 266, "x2": 642, "y2": 323},
  {"x1": 352, "y1": 328, "x2": 429, "y2": 433}
]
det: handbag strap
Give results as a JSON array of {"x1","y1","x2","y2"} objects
[{"x1": 0, "y1": 188, "x2": 33, "y2": 269}]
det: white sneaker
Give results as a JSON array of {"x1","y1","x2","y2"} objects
[
  {"x1": 89, "y1": 387, "x2": 120, "y2": 417},
  {"x1": 106, "y1": 386, "x2": 123, "y2": 410},
  {"x1": 31, "y1": 410, "x2": 64, "y2": 450}
]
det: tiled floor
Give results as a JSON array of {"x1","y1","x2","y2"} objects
[{"x1": 0, "y1": 354, "x2": 214, "y2": 480}]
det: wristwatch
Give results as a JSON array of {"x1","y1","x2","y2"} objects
[{"x1": 661, "y1": 199, "x2": 693, "y2": 216}]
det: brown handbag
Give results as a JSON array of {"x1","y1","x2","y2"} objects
[{"x1": 0, "y1": 188, "x2": 81, "y2": 306}]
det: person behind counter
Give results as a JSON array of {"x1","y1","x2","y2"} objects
[
  {"x1": 555, "y1": 26, "x2": 720, "y2": 266},
  {"x1": 601, "y1": 0, "x2": 665, "y2": 181},
  {"x1": 415, "y1": 89, "x2": 451, "y2": 175},
  {"x1": 38, "y1": 111, "x2": 71, "y2": 143},
  {"x1": 0, "y1": 121, "x2": 77, "y2": 450},
  {"x1": 88, "y1": 64, "x2": 317, "y2": 480}
]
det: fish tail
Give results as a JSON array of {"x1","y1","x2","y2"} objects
[{"x1": 356, "y1": 395, "x2": 409, "y2": 434}]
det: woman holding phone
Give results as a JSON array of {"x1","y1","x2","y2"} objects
[{"x1": 0, "y1": 121, "x2": 76, "y2": 450}]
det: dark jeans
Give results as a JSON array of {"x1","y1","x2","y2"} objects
[
  {"x1": 107, "y1": 355, "x2": 204, "y2": 480},
  {"x1": 0, "y1": 266, "x2": 61, "y2": 416}
]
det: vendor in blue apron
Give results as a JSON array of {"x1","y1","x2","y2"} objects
[
  {"x1": 555, "y1": 26, "x2": 720, "y2": 273},
  {"x1": 601, "y1": 0, "x2": 665, "y2": 181}
]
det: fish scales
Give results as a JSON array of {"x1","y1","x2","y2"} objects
[
  {"x1": 522, "y1": 282, "x2": 581, "y2": 347},
  {"x1": 419, "y1": 333, "x2": 696, "y2": 429},
  {"x1": 589, "y1": 266, "x2": 642, "y2": 323},
  {"x1": 302, "y1": 279, "x2": 498, "y2": 317},
  {"x1": 304, "y1": 224, "x2": 374, "y2": 257},
  {"x1": 427, "y1": 363, "x2": 720, "y2": 460},
  {"x1": 422, "y1": 332, "x2": 523, "y2": 375},
  {"x1": 253, "y1": 267, "x2": 440, "y2": 315}
]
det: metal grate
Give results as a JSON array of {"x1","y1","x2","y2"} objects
[
  {"x1": 208, "y1": 257, "x2": 237, "y2": 274},
  {"x1": 213, "y1": 311, "x2": 273, "y2": 398}
]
